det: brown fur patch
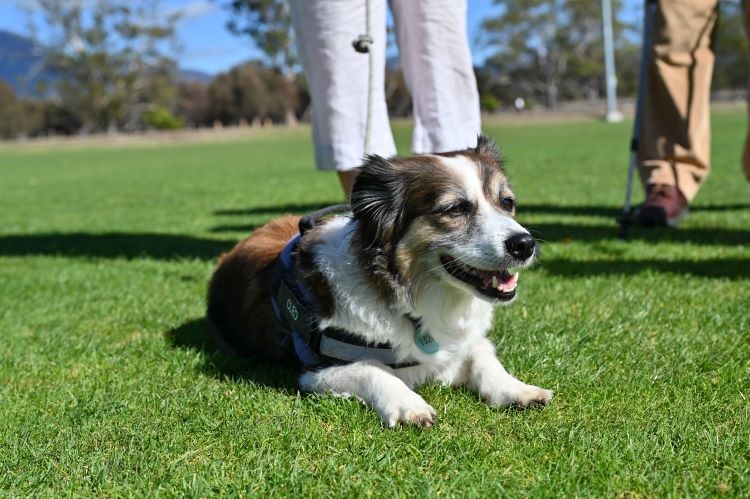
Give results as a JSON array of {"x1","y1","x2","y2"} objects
[
  {"x1": 207, "y1": 215, "x2": 301, "y2": 360},
  {"x1": 394, "y1": 217, "x2": 445, "y2": 289}
]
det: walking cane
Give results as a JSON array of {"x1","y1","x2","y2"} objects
[{"x1": 618, "y1": 0, "x2": 658, "y2": 240}]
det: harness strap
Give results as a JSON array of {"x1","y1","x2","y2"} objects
[
  {"x1": 298, "y1": 203, "x2": 351, "y2": 236},
  {"x1": 318, "y1": 328, "x2": 419, "y2": 369},
  {"x1": 270, "y1": 229, "x2": 420, "y2": 370},
  {"x1": 271, "y1": 234, "x2": 323, "y2": 367}
]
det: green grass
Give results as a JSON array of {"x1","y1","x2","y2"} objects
[{"x1": 1, "y1": 114, "x2": 749, "y2": 497}]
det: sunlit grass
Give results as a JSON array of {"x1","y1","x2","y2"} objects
[{"x1": 1, "y1": 112, "x2": 748, "y2": 496}]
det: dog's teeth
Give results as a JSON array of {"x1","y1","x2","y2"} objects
[{"x1": 491, "y1": 275, "x2": 498, "y2": 288}]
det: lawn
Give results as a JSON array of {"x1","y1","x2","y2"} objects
[{"x1": 1, "y1": 113, "x2": 748, "y2": 496}]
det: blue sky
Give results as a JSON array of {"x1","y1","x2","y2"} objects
[{"x1": 0, "y1": 0, "x2": 638, "y2": 75}]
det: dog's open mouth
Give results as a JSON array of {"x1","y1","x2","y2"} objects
[{"x1": 440, "y1": 255, "x2": 518, "y2": 301}]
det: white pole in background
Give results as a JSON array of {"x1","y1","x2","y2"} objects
[{"x1": 602, "y1": 0, "x2": 623, "y2": 122}]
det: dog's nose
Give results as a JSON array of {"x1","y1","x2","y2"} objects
[{"x1": 505, "y1": 233, "x2": 536, "y2": 260}]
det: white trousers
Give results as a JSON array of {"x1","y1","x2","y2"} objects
[{"x1": 289, "y1": 0, "x2": 481, "y2": 171}]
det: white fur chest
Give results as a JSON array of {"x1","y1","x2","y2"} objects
[{"x1": 311, "y1": 217, "x2": 495, "y2": 386}]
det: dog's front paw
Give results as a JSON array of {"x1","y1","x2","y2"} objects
[
  {"x1": 378, "y1": 393, "x2": 437, "y2": 428},
  {"x1": 483, "y1": 382, "x2": 553, "y2": 409},
  {"x1": 509, "y1": 385, "x2": 553, "y2": 409}
]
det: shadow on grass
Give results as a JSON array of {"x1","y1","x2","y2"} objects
[
  {"x1": 541, "y1": 256, "x2": 750, "y2": 280},
  {"x1": 214, "y1": 201, "x2": 341, "y2": 217},
  {"x1": 165, "y1": 317, "x2": 299, "y2": 393},
  {"x1": 520, "y1": 204, "x2": 621, "y2": 218},
  {"x1": 525, "y1": 223, "x2": 750, "y2": 246},
  {"x1": 0, "y1": 232, "x2": 235, "y2": 260},
  {"x1": 519, "y1": 202, "x2": 750, "y2": 217},
  {"x1": 210, "y1": 223, "x2": 263, "y2": 233},
  {"x1": 210, "y1": 201, "x2": 345, "y2": 233},
  {"x1": 689, "y1": 203, "x2": 750, "y2": 212}
]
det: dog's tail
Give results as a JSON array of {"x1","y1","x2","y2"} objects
[{"x1": 207, "y1": 215, "x2": 301, "y2": 358}]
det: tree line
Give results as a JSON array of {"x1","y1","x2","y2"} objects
[{"x1": 0, "y1": 0, "x2": 746, "y2": 140}]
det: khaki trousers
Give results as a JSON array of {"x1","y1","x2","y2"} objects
[{"x1": 638, "y1": 0, "x2": 750, "y2": 201}]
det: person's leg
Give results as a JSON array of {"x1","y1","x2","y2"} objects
[
  {"x1": 389, "y1": 0, "x2": 481, "y2": 154},
  {"x1": 337, "y1": 170, "x2": 357, "y2": 197},
  {"x1": 742, "y1": 0, "x2": 750, "y2": 182},
  {"x1": 637, "y1": 0, "x2": 718, "y2": 225},
  {"x1": 288, "y1": 0, "x2": 396, "y2": 197}
]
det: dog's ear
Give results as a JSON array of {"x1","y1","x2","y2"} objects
[
  {"x1": 475, "y1": 134, "x2": 502, "y2": 163},
  {"x1": 351, "y1": 154, "x2": 406, "y2": 251}
]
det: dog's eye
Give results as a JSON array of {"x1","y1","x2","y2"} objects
[
  {"x1": 441, "y1": 201, "x2": 472, "y2": 217},
  {"x1": 500, "y1": 196, "x2": 515, "y2": 212}
]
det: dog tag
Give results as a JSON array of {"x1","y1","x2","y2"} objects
[{"x1": 414, "y1": 325, "x2": 440, "y2": 354}]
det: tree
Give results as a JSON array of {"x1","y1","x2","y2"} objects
[
  {"x1": 480, "y1": 0, "x2": 633, "y2": 109},
  {"x1": 43, "y1": 103, "x2": 83, "y2": 135},
  {"x1": 27, "y1": 0, "x2": 182, "y2": 132},
  {"x1": 219, "y1": 0, "x2": 301, "y2": 123},
  {"x1": 0, "y1": 80, "x2": 46, "y2": 138},
  {"x1": 18, "y1": 100, "x2": 46, "y2": 137},
  {"x1": 385, "y1": 69, "x2": 412, "y2": 117},
  {"x1": 0, "y1": 80, "x2": 20, "y2": 138},
  {"x1": 714, "y1": 1, "x2": 749, "y2": 92},
  {"x1": 176, "y1": 82, "x2": 212, "y2": 127},
  {"x1": 220, "y1": 0, "x2": 296, "y2": 76},
  {"x1": 208, "y1": 62, "x2": 298, "y2": 125}
]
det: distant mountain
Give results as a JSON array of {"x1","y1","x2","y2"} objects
[
  {"x1": 178, "y1": 68, "x2": 213, "y2": 85},
  {"x1": 0, "y1": 30, "x2": 56, "y2": 98},
  {"x1": 0, "y1": 29, "x2": 215, "y2": 99}
]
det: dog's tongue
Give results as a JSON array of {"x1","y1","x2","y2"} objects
[
  {"x1": 497, "y1": 272, "x2": 518, "y2": 292},
  {"x1": 476, "y1": 269, "x2": 518, "y2": 292}
]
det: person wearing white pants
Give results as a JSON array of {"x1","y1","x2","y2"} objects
[{"x1": 289, "y1": 0, "x2": 482, "y2": 196}]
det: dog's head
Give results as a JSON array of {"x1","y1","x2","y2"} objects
[{"x1": 351, "y1": 135, "x2": 536, "y2": 304}]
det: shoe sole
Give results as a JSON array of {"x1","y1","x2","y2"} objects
[
  {"x1": 635, "y1": 206, "x2": 689, "y2": 228},
  {"x1": 665, "y1": 207, "x2": 690, "y2": 227}
]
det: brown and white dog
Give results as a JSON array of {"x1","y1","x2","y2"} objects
[{"x1": 207, "y1": 135, "x2": 552, "y2": 427}]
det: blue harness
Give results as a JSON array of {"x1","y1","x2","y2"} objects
[
  {"x1": 269, "y1": 206, "x2": 423, "y2": 370},
  {"x1": 270, "y1": 233, "x2": 324, "y2": 367}
]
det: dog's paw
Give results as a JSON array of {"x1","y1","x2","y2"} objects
[
  {"x1": 378, "y1": 393, "x2": 437, "y2": 429},
  {"x1": 509, "y1": 385, "x2": 553, "y2": 409},
  {"x1": 483, "y1": 382, "x2": 553, "y2": 409}
]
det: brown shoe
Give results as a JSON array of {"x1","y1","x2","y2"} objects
[{"x1": 636, "y1": 184, "x2": 689, "y2": 227}]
